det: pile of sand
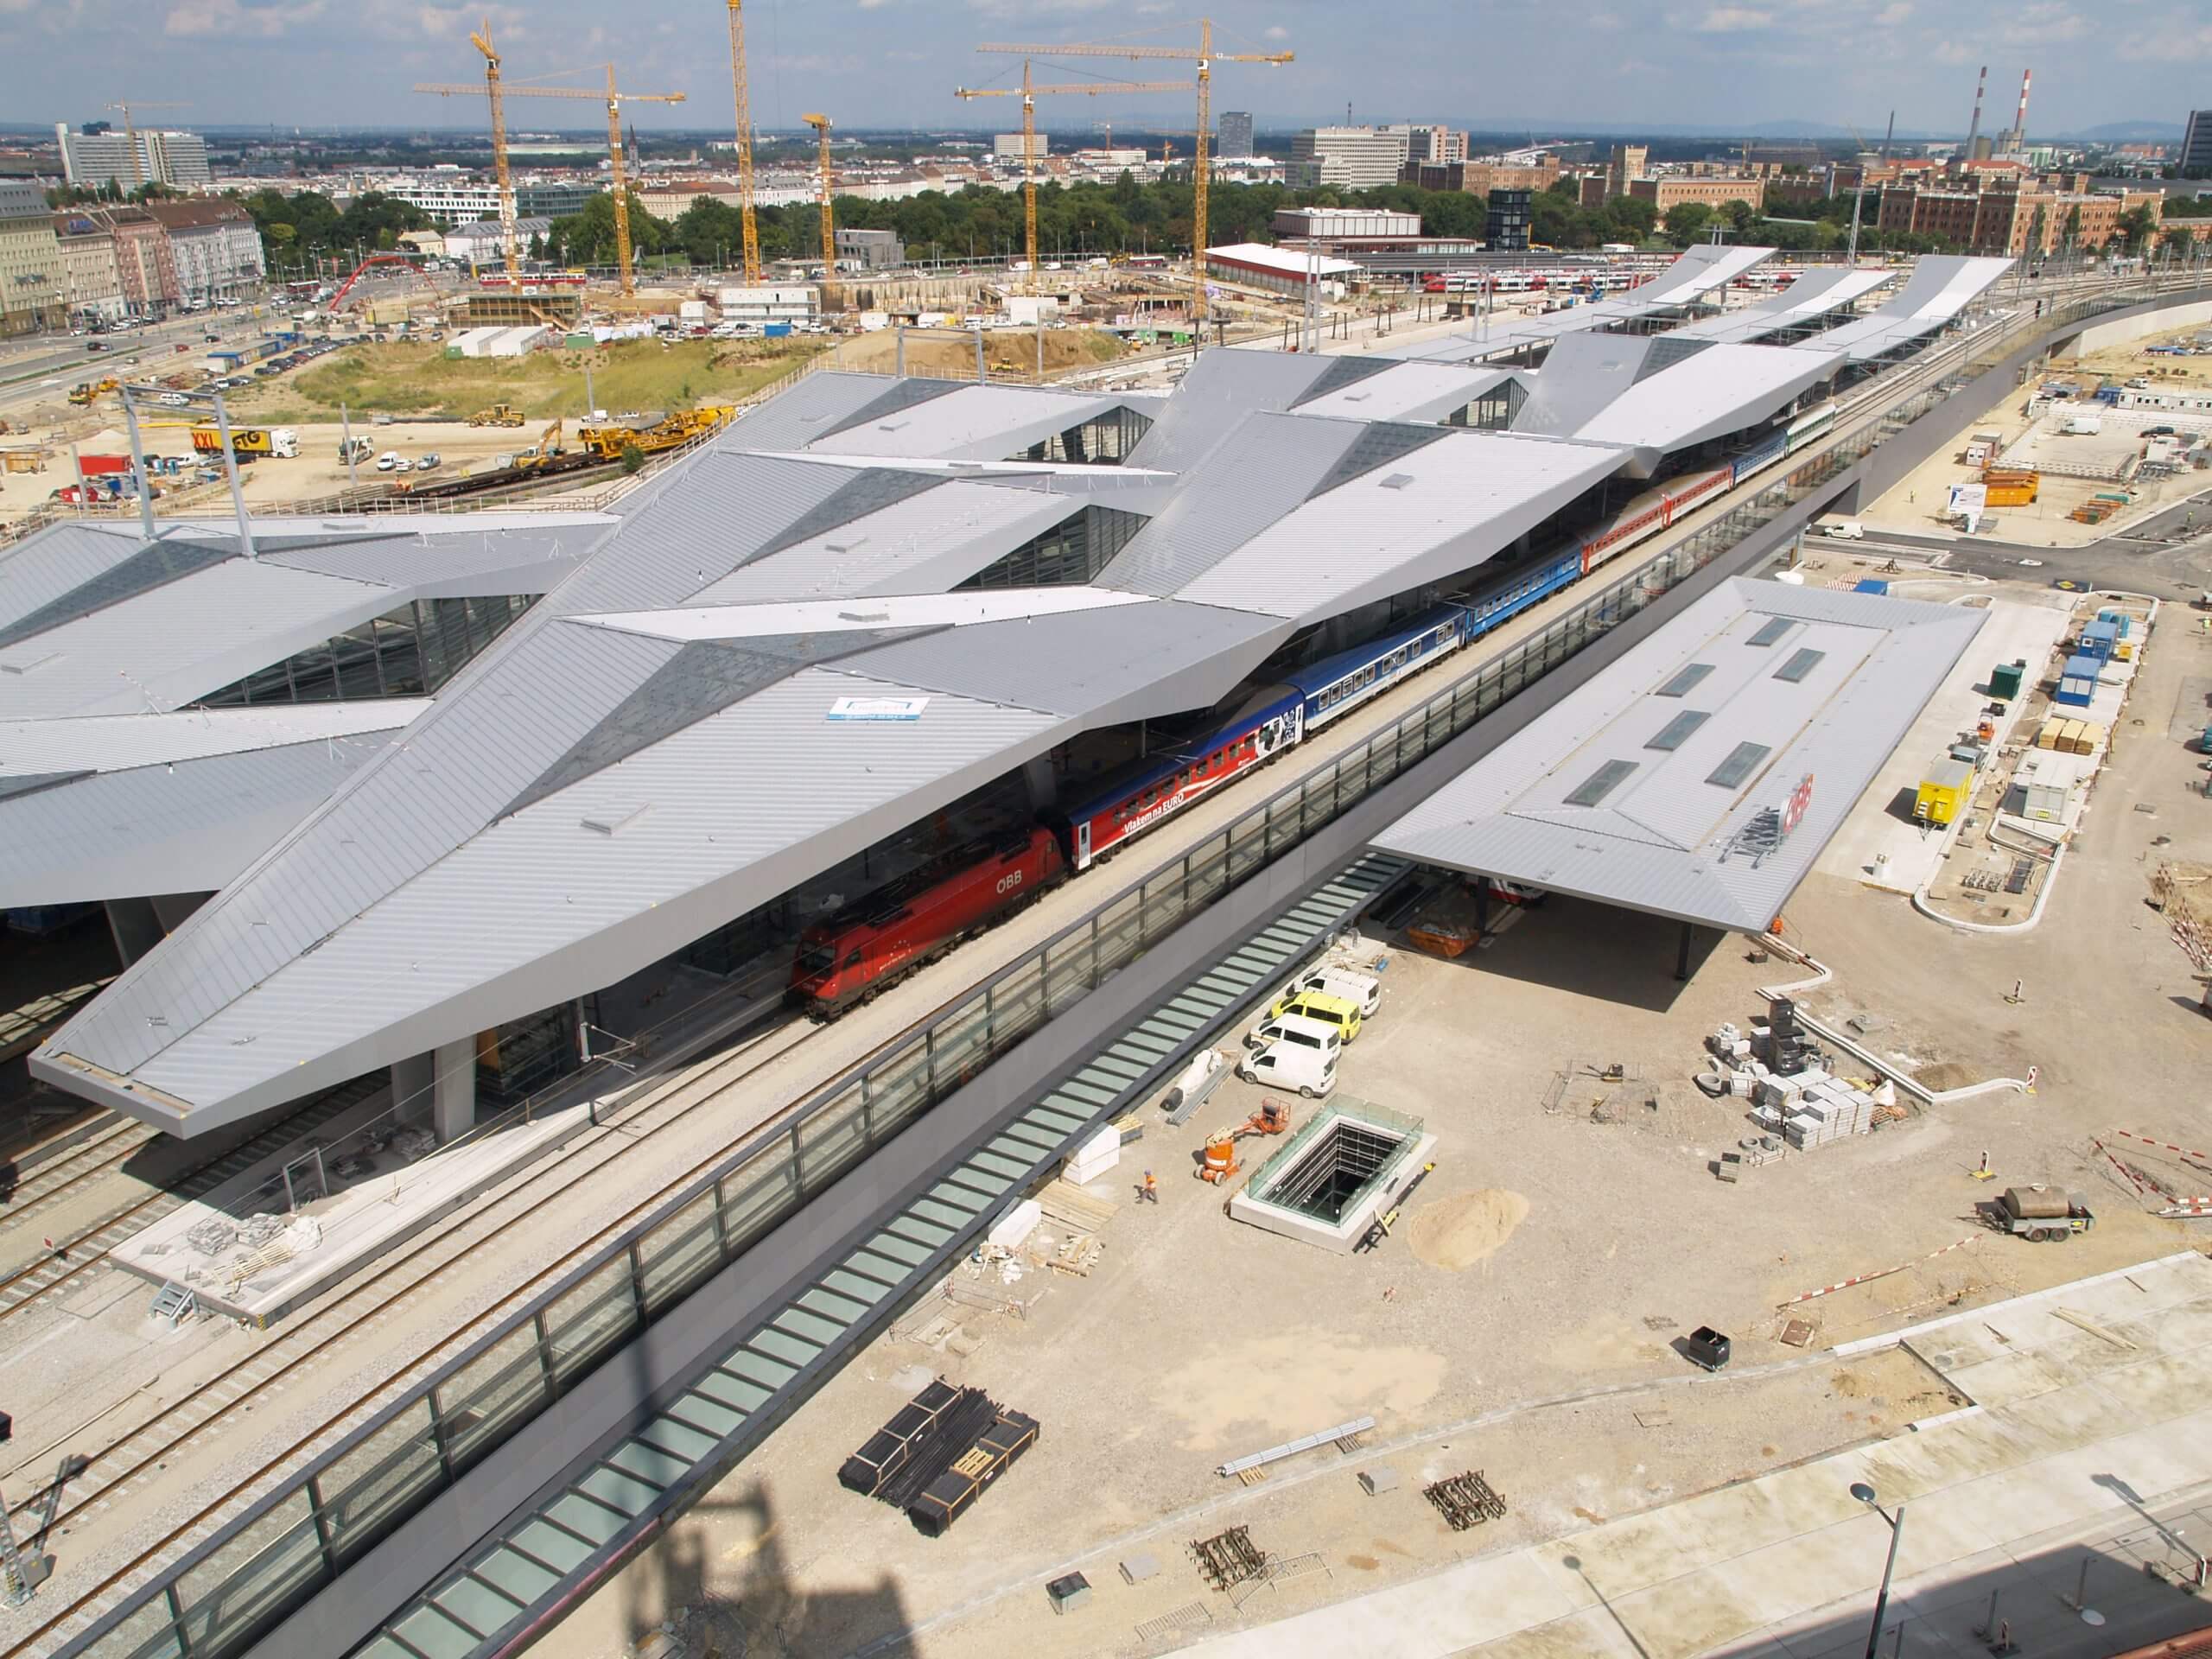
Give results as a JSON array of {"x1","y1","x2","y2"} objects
[{"x1": 1408, "y1": 1188, "x2": 1529, "y2": 1272}]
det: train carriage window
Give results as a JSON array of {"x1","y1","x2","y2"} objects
[{"x1": 843, "y1": 950, "x2": 862, "y2": 969}]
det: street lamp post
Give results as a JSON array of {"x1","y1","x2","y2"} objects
[{"x1": 1851, "y1": 1482, "x2": 1905, "y2": 1659}]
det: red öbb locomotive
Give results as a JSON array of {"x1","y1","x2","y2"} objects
[{"x1": 788, "y1": 827, "x2": 1067, "y2": 1017}]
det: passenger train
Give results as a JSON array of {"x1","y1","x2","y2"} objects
[{"x1": 786, "y1": 397, "x2": 1847, "y2": 1015}]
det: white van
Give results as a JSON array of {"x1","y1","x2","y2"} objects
[
  {"x1": 1278, "y1": 964, "x2": 1382, "y2": 1020},
  {"x1": 1821, "y1": 519, "x2": 1865, "y2": 541},
  {"x1": 1236, "y1": 1039, "x2": 1336, "y2": 1098},
  {"x1": 1243, "y1": 1011, "x2": 1343, "y2": 1058}
]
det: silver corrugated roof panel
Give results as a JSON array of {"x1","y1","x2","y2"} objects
[
  {"x1": 51, "y1": 668, "x2": 1063, "y2": 1120},
  {"x1": 1670, "y1": 269, "x2": 1897, "y2": 343},
  {"x1": 691, "y1": 480, "x2": 1090, "y2": 603},
  {"x1": 0, "y1": 557, "x2": 410, "y2": 718},
  {"x1": 1294, "y1": 362, "x2": 1522, "y2": 423},
  {"x1": 715, "y1": 371, "x2": 903, "y2": 453},
  {"x1": 0, "y1": 730, "x2": 410, "y2": 906},
  {"x1": 1798, "y1": 255, "x2": 2012, "y2": 363},
  {"x1": 0, "y1": 702, "x2": 423, "y2": 776},
  {"x1": 1124, "y1": 350, "x2": 1338, "y2": 471},
  {"x1": 1565, "y1": 341, "x2": 1846, "y2": 475},
  {"x1": 545, "y1": 452, "x2": 856, "y2": 617},
  {"x1": 1372, "y1": 577, "x2": 1986, "y2": 931},
  {"x1": 55, "y1": 615, "x2": 677, "y2": 1080},
  {"x1": 836, "y1": 598, "x2": 1289, "y2": 724},
  {"x1": 804, "y1": 384, "x2": 1135, "y2": 462},
  {"x1": 0, "y1": 522, "x2": 159, "y2": 634},
  {"x1": 1097, "y1": 411, "x2": 1357, "y2": 598},
  {"x1": 255, "y1": 517, "x2": 611, "y2": 594},
  {"x1": 1171, "y1": 424, "x2": 1628, "y2": 622}
]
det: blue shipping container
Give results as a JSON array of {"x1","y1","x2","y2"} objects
[
  {"x1": 1853, "y1": 578, "x2": 1891, "y2": 595},
  {"x1": 761, "y1": 321, "x2": 792, "y2": 337}
]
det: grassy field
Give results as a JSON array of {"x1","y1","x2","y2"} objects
[{"x1": 238, "y1": 338, "x2": 828, "y2": 424}]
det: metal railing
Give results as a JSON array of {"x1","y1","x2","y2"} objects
[{"x1": 41, "y1": 275, "x2": 2178, "y2": 1659}]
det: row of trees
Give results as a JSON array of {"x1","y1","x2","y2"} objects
[{"x1": 217, "y1": 170, "x2": 2197, "y2": 288}]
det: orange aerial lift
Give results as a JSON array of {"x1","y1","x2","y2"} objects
[{"x1": 1198, "y1": 1099, "x2": 1292, "y2": 1184}]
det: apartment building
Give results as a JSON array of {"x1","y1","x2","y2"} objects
[{"x1": 0, "y1": 180, "x2": 67, "y2": 336}]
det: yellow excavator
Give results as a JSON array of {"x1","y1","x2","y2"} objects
[
  {"x1": 576, "y1": 404, "x2": 737, "y2": 462},
  {"x1": 469, "y1": 402, "x2": 525, "y2": 428},
  {"x1": 512, "y1": 418, "x2": 564, "y2": 471},
  {"x1": 69, "y1": 377, "x2": 119, "y2": 406}
]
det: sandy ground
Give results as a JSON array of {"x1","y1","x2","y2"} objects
[
  {"x1": 543, "y1": 569, "x2": 2212, "y2": 1656},
  {"x1": 1863, "y1": 316, "x2": 2212, "y2": 546}
]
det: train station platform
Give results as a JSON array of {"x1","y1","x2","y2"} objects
[{"x1": 110, "y1": 964, "x2": 781, "y2": 1325}]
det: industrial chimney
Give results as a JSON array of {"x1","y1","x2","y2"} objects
[
  {"x1": 2009, "y1": 68, "x2": 2031, "y2": 152},
  {"x1": 1965, "y1": 64, "x2": 1986, "y2": 155}
]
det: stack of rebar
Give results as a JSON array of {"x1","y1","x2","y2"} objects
[{"x1": 874, "y1": 1386, "x2": 1001, "y2": 1512}]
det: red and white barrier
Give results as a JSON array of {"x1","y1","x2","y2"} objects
[
  {"x1": 2109, "y1": 1128, "x2": 2212, "y2": 1170},
  {"x1": 1778, "y1": 1236, "x2": 1979, "y2": 1306}
]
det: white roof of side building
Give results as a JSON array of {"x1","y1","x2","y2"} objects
[
  {"x1": 1792, "y1": 255, "x2": 2013, "y2": 363},
  {"x1": 1371, "y1": 578, "x2": 1986, "y2": 932},
  {"x1": 1206, "y1": 242, "x2": 1363, "y2": 279}
]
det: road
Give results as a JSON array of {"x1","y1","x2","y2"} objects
[{"x1": 1859, "y1": 503, "x2": 2212, "y2": 602}]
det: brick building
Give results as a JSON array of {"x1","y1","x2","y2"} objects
[
  {"x1": 1401, "y1": 159, "x2": 1562, "y2": 195},
  {"x1": 1627, "y1": 175, "x2": 1765, "y2": 214}
]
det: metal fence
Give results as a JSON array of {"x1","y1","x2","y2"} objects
[{"x1": 44, "y1": 278, "x2": 2166, "y2": 1659}]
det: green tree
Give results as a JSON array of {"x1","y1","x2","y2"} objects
[
  {"x1": 2116, "y1": 203, "x2": 2158, "y2": 253},
  {"x1": 1663, "y1": 201, "x2": 1713, "y2": 244}
]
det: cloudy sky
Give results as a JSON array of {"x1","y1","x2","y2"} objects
[{"x1": 0, "y1": 0, "x2": 2202, "y2": 137}]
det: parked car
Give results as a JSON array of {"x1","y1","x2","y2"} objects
[{"x1": 374, "y1": 451, "x2": 403, "y2": 472}]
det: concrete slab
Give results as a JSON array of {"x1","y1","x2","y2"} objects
[
  {"x1": 1816, "y1": 595, "x2": 2072, "y2": 893},
  {"x1": 115, "y1": 1092, "x2": 588, "y2": 1322},
  {"x1": 1182, "y1": 1254, "x2": 2212, "y2": 1659}
]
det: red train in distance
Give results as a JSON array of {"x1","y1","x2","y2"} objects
[{"x1": 788, "y1": 827, "x2": 1068, "y2": 1017}]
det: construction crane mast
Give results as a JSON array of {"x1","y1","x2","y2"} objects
[
  {"x1": 804, "y1": 112, "x2": 836, "y2": 307},
  {"x1": 979, "y1": 23, "x2": 1292, "y2": 322},
  {"x1": 728, "y1": 0, "x2": 761, "y2": 283},
  {"x1": 418, "y1": 45, "x2": 684, "y2": 296},
  {"x1": 104, "y1": 100, "x2": 188, "y2": 194},
  {"x1": 956, "y1": 62, "x2": 1190, "y2": 294}
]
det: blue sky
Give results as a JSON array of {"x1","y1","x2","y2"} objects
[{"x1": 0, "y1": 0, "x2": 2204, "y2": 137}]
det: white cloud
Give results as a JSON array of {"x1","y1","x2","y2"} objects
[
  {"x1": 2008, "y1": 1, "x2": 2088, "y2": 42},
  {"x1": 1872, "y1": 0, "x2": 1911, "y2": 22},
  {"x1": 858, "y1": 0, "x2": 893, "y2": 9},
  {"x1": 967, "y1": 0, "x2": 1114, "y2": 15},
  {"x1": 1694, "y1": 5, "x2": 1773, "y2": 30},
  {"x1": 1264, "y1": 23, "x2": 1288, "y2": 38},
  {"x1": 166, "y1": 0, "x2": 325, "y2": 36}
]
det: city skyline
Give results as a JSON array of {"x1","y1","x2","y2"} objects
[{"x1": 0, "y1": 0, "x2": 2205, "y2": 142}]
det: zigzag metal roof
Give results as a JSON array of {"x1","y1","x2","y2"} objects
[{"x1": 27, "y1": 269, "x2": 1994, "y2": 1132}]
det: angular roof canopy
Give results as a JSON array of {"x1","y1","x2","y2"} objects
[
  {"x1": 1792, "y1": 255, "x2": 2013, "y2": 363},
  {"x1": 1372, "y1": 579, "x2": 1986, "y2": 931},
  {"x1": 28, "y1": 256, "x2": 2002, "y2": 1134}
]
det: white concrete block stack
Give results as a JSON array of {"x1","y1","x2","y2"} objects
[
  {"x1": 1062, "y1": 1125, "x2": 1121, "y2": 1187},
  {"x1": 1709, "y1": 1024, "x2": 1877, "y2": 1154}
]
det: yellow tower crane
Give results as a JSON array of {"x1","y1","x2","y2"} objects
[
  {"x1": 956, "y1": 62, "x2": 1191, "y2": 294},
  {"x1": 727, "y1": 0, "x2": 761, "y2": 284},
  {"x1": 978, "y1": 24, "x2": 1293, "y2": 321},
  {"x1": 103, "y1": 100, "x2": 188, "y2": 194},
  {"x1": 803, "y1": 113, "x2": 837, "y2": 308},
  {"x1": 417, "y1": 40, "x2": 685, "y2": 296}
]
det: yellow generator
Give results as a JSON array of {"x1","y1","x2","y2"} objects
[{"x1": 1914, "y1": 759, "x2": 1974, "y2": 827}]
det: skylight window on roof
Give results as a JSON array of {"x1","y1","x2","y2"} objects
[
  {"x1": 1706, "y1": 741, "x2": 1771, "y2": 789},
  {"x1": 1746, "y1": 616, "x2": 1795, "y2": 648},
  {"x1": 1655, "y1": 663, "x2": 1713, "y2": 698},
  {"x1": 1774, "y1": 648, "x2": 1826, "y2": 683},
  {"x1": 1646, "y1": 710, "x2": 1710, "y2": 752},
  {"x1": 1564, "y1": 758, "x2": 1638, "y2": 808}
]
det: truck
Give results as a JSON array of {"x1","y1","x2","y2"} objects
[
  {"x1": 190, "y1": 424, "x2": 300, "y2": 460},
  {"x1": 337, "y1": 435, "x2": 373, "y2": 463},
  {"x1": 1987, "y1": 1185, "x2": 2094, "y2": 1242}
]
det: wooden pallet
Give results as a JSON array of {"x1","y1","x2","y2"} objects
[{"x1": 1037, "y1": 1177, "x2": 1120, "y2": 1232}]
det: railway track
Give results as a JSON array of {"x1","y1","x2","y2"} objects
[
  {"x1": 0, "y1": 1115, "x2": 152, "y2": 1234},
  {"x1": 0, "y1": 1001, "x2": 825, "y2": 1588},
  {"x1": 0, "y1": 1076, "x2": 383, "y2": 1326},
  {"x1": 8, "y1": 271, "x2": 2170, "y2": 1657}
]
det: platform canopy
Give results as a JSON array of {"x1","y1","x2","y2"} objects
[{"x1": 1371, "y1": 578, "x2": 1986, "y2": 933}]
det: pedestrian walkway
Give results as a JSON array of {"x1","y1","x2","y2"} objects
[{"x1": 1182, "y1": 1253, "x2": 2212, "y2": 1659}]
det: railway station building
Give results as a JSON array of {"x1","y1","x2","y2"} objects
[{"x1": 10, "y1": 248, "x2": 2016, "y2": 1156}]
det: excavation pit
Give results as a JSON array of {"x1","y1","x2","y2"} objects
[{"x1": 1227, "y1": 1097, "x2": 1436, "y2": 1254}]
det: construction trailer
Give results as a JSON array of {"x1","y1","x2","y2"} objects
[{"x1": 1914, "y1": 758, "x2": 1974, "y2": 826}]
